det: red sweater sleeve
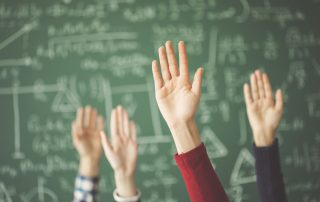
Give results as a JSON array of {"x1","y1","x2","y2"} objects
[{"x1": 174, "y1": 143, "x2": 229, "y2": 202}]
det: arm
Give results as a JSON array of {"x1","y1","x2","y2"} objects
[
  {"x1": 175, "y1": 143, "x2": 229, "y2": 202},
  {"x1": 72, "y1": 106, "x2": 104, "y2": 202},
  {"x1": 151, "y1": 40, "x2": 229, "y2": 202},
  {"x1": 100, "y1": 106, "x2": 141, "y2": 202},
  {"x1": 243, "y1": 70, "x2": 288, "y2": 202}
]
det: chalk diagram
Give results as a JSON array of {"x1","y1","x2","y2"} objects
[
  {"x1": 0, "y1": 80, "x2": 80, "y2": 159},
  {"x1": 230, "y1": 148, "x2": 256, "y2": 185},
  {"x1": 22, "y1": 178, "x2": 58, "y2": 202},
  {"x1": 0, "y1": 182, "x2": 13, "y2": 202},
  {"x1": 201, "y1": 126, "x2": 228, "y2": 159}
]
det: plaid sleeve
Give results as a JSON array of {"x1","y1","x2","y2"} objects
[{"x1": 73, "y1": 175, "x2": 99, "y2": 202}]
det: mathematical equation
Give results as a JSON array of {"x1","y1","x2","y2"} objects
[{"x1": 1, "y1": 0, "x2": 320, "y2": 201}]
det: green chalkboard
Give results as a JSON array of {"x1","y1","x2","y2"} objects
[{"x1": 0, "y1": 0, "x2": 320, "y2": 201}]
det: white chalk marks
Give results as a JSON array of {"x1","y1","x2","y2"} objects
[
  {"x1": 230, "y1": 148, "x2": 256, "y2": 185},
  {"x1": 22, "y1": 178, "x2": 57, "y2": 202},
  {"x1": 0, "y1": 22, "x2": 36, "y2": 51},
  {"x1": 202, "y1": 127, "x2": 228, "y2": 159},
  {"x1": 0, "y1": 81, "x2": 77, "y2": 159},
  {"x1": 51, "y1": 90, "x2": 80, "y2": 113},
  {"x1": 0, "y1": 182, "x2": 13, "y2": 202}
]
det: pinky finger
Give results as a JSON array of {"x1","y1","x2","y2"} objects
[
  {"x1": 72, "y1": 121, "x2": 83, "y2": 139},
  {"x1": 243, "y1": 83, "x2": 253, "y2": 105},
  {"x1": 152, "y1": 60, "x2": 164, "y2": 90},
  {"x1": 130, "y1": 121, "x2": 137, "y2": 143},
  {"x1": 71, "y1": 121, "x2": 78, "y2": 139}
]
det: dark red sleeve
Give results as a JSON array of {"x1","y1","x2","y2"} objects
[{"x1": 174, "y1": 143, "x2": 229, "y2": 202}]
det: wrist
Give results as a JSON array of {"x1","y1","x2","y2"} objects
[
  {"x1": 114, "y1": 171, "x2": 137, "y2": 197},
  {"x1": 79, "y1": 157, "x2": 100, "y2": 177},
  {"x1": 252, "y1": 129, "x2": 276, "y2": 147},
  {"x1": 168, "y1": 119, "x2": 202, "y2": 154}
]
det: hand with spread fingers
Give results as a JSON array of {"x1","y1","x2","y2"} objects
[
  {"x1": 100, "y1": 106, "x2": 138, "y2": 197},
  {"x1": 151, "y1": 40, "x2": 203, "y2": 154},
  {"x1": 243, "y1": 70, "x2": 284, "y2": 147},
  {"x1": 72, "y1": 106, "x2": 104, "y2": 177}
]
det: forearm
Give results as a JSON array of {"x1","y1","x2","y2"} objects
[
  {"x1": 114, "y1": 172, "x2": 137, "y2": 197},
  {"x1": 254, "y1": 139, "x2": 288, "y2": 202},
  {"x1": 79, "y1": 157, "x2": 100, "y2": 177},
  {"x1": 175, "y1": 143, "x2": 229, "y2": 202},
  {"x1": 168, "y1": 119, "x2": 202, "y2": 154},
  {"x1": 113, "y1": 171, "x2": 141, "y2": 202},
  {"x1": 252, "y1": 129, "x2": 276, "y2": 147}
]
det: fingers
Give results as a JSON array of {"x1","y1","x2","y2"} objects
[
  {"x1": 123, "y1": 109, "x2": 130, "y2": 137},
  {"x1": 250, "y1": 73, "x2": 259, "y2": 100},
  {"x1": 255, "y1": 70, "x2": 265, "y2": 98},
  {"x1": 191, "y1": 67, "x2": 203, "y2": 96},
  {"x1": 243, "y1": 83, "x2": 253, "y2": 105},
  {"x1": 73, "y1": 106, "x2": 103, "y2": 141},
  {"x1": 262, "y1": 73, "x2": 273, "y2": 99},
  {"x1": 178, "y1": 41, "x2": 190, "y2": 79},
  {"x1": 84, "y1": 106, "x2": 92, "y2": 129},
  {"x1": 155, "y1": 41, "x2": 192, "y2": 85},
  {"x1": 130, "y1": 121, "x2": 137, "y2": 142},
  {"x1": 110, "y1": 106, "x2": 137, "y2": 145},
  {"x1": 158, "y1": 46, "x2": 171, "y2": 81},
  {"x1": 152, "y1": 60, "x2": 164, "y2": 89},
  {"x1": 116, "y1": 106, "x2": 125, "y2": 140},
  {"x1": 71, "y1": 121, "x2": 80, "y2": 140},
  {"x1": 75, "y1": 108, "x2": 84, "y2": 138},
  {"x1": 247, "y1": 70, "x2": 282, "y2": 111},
  {"x1": 275, "y1": 89, "x2": 284, "y2": 112},
  {"x1": 90, "y1": 108, "x2": 97, "y2": 129},
  {"x1": 110, "y1": 109, "x2": 120, "y2": 144},
  {"x1": 165, "y1": 41, "x2": 179, "y2": 77},
  {"x1": 76, "y1": 108, "x2": 84, "y2": 128}
]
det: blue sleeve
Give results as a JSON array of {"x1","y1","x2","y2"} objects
[{"x1": 253, "y1": 139, "x2": 288, "y2": 202}]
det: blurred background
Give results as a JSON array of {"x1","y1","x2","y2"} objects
[{"x1": 0, "y1": 0, "x2": 319, "y2": 201}]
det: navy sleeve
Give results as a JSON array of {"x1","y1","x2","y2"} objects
[{"x1": 253, "y1": 139, "x2": 288, "y2": 202}]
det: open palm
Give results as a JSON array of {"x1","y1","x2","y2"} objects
[
  {"x1": 152, "y1": 41, "x2": 203, "y2": 125},
  {"x1": 72, "y1": 106, "x2": 104, "y2": 161},
  {"x1": 243, "y1": 70, "x2": 283, "y2": 146},
  {"x1": 100, "y1": 106, "x2": 137, "y2": 176}
]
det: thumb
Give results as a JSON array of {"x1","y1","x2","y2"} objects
[
  {"x1": 192, "y1": 67, "x2": 204, "y2": 96},
  {"x1": 96, "y1": 116, "x2": 104, "y2": 132},
  {"x1": 100, "y1": 131, "x2": 113, "y2": 158},
  {"x1": 275, "y1": 89, "x2": 283, "y2": 112}
]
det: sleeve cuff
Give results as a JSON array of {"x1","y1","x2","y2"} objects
[
  {"x1": 113, "y1": 189, "x2": 141, "y2": 202},
  {"x1": 73, "y1": 175, "x2": 99, "y2": 202},
  {"x1": 253, "y1": 138, "x2": 283, "y2": 180},
  {"x1": 174, "y1": 143, "x2": 207, "y2": 166},
  {"x1": 253, "y1": 139, "x2": 280, "y2": 160}
]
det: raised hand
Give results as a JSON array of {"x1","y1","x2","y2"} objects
[
  {"x1": 243, "y1": 70, "x2": 284, "y2": 147},
  {"x1": 100, "y1": 106, "x2": 138, "y2": 197},
  {"x1": 72, "y1": 106, "x2": 104, "y2": 177},
  {"x1": 152, "y1": 41, "x2": 203, "y2": 153}
]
